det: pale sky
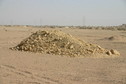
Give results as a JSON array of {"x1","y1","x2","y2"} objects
[{"x1": 0, "y1": 0, "x2": 126, "y2": 26}]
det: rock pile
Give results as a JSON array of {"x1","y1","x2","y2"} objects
[
  {"x1": 10, "y1": 30, "x2": 120, "y2": 57},
  {"x1": 108, "y1": 36, "x2": 123, "y2": 41}
]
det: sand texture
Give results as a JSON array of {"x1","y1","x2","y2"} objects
[{"x1": 0, "y1": 26, "x2": 126, "y2": 84}]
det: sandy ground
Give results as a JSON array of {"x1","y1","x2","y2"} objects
[{"x1": 0, "y1": 26, "x2": 126, "y2": 84}]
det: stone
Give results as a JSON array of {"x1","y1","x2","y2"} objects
[
  {"x1": 110, "y1": 49, "x2": 120, "y2": 55},
  {"x1": 106, "y1": 51, "x2": 112, "y2": 55}
]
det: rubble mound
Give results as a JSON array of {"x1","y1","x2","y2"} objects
[
  {"x1": 11, "y1": 30, "x2": 120, "y2": 57},
  {"x1": 105, "y1": 35, "x2": 125, "y2": 41}
]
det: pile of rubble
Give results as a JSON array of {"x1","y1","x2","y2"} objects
[{"x1": 10, "y1": 30, "x2": 120, "y2": 57}]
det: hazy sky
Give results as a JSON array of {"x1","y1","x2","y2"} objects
[{"x1": 0, "y1": 0, "x2": 126, "y2": 26}]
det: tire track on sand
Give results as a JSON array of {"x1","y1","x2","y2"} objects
[{"x1": 0, "y1": 65, "x2": 62, "y2": 84}]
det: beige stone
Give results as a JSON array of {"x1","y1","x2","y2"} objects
[
  {"x1": 106, "y1": 51, "x2": 112, "y2": 55},
  {"x1": 110, "y1": 49, "x2": 120, "y2": 55}
]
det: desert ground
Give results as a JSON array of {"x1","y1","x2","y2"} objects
[{"x1": 0, "y1": 26, "x2": 126, "y2": 84}]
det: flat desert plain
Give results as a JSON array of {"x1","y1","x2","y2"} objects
[{"x1": 0, "y1": 26, "x2": 126, "y2": 84}]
